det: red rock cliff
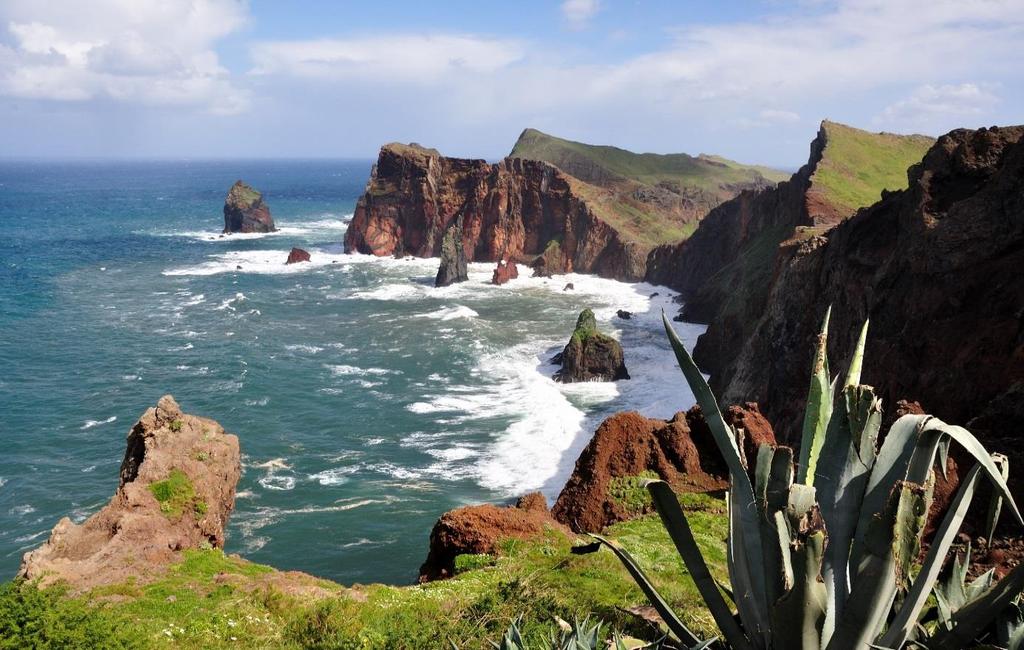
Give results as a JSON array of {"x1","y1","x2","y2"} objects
[
  {"x1": 715, "y1": 126, "x2": 1024, "y2": 494},
  {"x1": 343, "y1": 143, "x2": 649, "y2": 281}
]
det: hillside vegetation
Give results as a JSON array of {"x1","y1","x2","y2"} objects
[
  {"x1": 510, "y1": 128, "x2": 787, "y2": 248},
  {"x1": 1, "y1": 494, "x2": 727, "y2": 649},
  {"x1": 812, "y1": 120, "x2": 934, "y2": 215}
]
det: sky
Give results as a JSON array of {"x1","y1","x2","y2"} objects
[{"x1": 1, "y1": 0, "x2": 1022, "y2": 167}]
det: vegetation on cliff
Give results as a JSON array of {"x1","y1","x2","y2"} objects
[{"x1": 1, "y1": 494, "x2": 730, "y2": 648}]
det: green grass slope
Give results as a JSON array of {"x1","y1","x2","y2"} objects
[
  {"x1": 510, "y1": 128, "x2": 789, "y2": 190},
  {"x1": 812, "y1": 121, "x2": 934, "y2": 216},
  {"x1": 1, "y1": 493, "x2": 728, "y2": 649}
]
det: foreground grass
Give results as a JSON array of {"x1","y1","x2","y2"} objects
[{"x1": 0, "y1": 494, "x2": 727, "y2": 649}]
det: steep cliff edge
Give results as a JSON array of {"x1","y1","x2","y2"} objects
[
  {"x1": 344, "y1": 131, "x2": 787, "y2": 282},
  {"x1": 715, "y1": 126, "x2": 1024, "y2": 495},
  {"x1": 20, "y1": 396, "x2": 241, "y2": 590},
  {"x1": 645, "y1": 121, "x2": 934, "y2": 384}
]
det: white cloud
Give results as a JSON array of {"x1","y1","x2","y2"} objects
[
  {"x1": 0, "y1": 0, "x2": 249, "y2": 114},
  {"x1": 876, "y1": 83, "x2": 1000, "y2": 128},
  {"x1": 249, "y1": 34, "x2": 525, "y2": 83},
  {"x1": 561, "y1": 0, "x2": 601, "y2": 30}
]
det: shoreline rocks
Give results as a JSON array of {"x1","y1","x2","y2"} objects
[
  {"x1": 223, "y1": 180, "x2": 275, "y2": 234},
  {"x1": 552, "y1": 404, "x2": 774, "y2": 533},
  {"x1": 20, "y1": 396, "x2": 240, "y2": 590},
  {"x1": 553, "y1": 309, "x2": 629, "y2": 382},
  {"x1": 418, "y1": 493, "x2": 567, "y2": 582}
]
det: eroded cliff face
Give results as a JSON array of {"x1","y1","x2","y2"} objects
[
  {"x1": 343, "y1": 144, "x2": 650, "y2": 281},
  {"x1": 717, "y1": 126, "x2": 1024, "y2": 492}
]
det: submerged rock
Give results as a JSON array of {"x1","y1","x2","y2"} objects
[
  {"x1": 20, "y1": 396, "x2": 241, "y2": 590},
  {"x1": 435, "y1": 214, "x2": 468, "y2": 287},
  {"x1": 419, "y1": 492, "x2": 567, "y2": 582},
  {"x1": 490, "y1": 258, "x2": 518, "y2": 285},
  {"x1": 286, "y1": 247, "x2": 311, "y2": 264},
  {"x1": 553, "y1": 309, "x2": 629, "y2": 382},
  {"x1": 223, "y1": 180, "x2": 275, "y2": 233}
]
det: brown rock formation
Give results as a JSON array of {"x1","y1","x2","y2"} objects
[
  {"x1": 709, "y1": 126, "x2": 1024, "y2": 496},
  {"x1": 20, "y1": 395, "x2": 240, "y2": 590},
  {"x1": 552, "y1": 405, "x2": 776, "y2": 533},
  {"x1": 343, "y1": 143, "x2": 650, "y2": 281},
  {"x1": 553, "y1": 309, "x2": 629, "y2": 383},
  {"x1": 223, "y1": 180, "x2": 275, "y2": 234},
  {"x1": 419, "y1": 493, "x2": 567, "y2": 582},
  {"x1": 285, "y1": 247, "x2": 311, "y2": 264},
  {"x1": 490, "y1": 258, "x2": 519, "y2": 285}
]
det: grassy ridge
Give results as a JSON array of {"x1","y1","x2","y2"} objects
[
  {"x1": 1, "y1": 493, "x2": 728, "y2": 649},
  {"x1": 812, "y1": 121, "x2": 934, "y2": 215},
  {"x1": 510, "y1": 128, "x2": 789, "y2": 190}
]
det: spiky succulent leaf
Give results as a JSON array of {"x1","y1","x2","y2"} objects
[
  {"x1": 663, "y1": 314, "x2": 769, "y2": 643},
  {"x1": 798, "y1": 307, "x2": 833, "y2": 486},
  {"x1": 984, "y1": 454, "x2": 1009, "y2": 544},
  {"x1": 843, "y1": 319, "x2": 869, "y2": 388},
  {"x1": 647, "y1": 480, "x2": 752, "y2": 650},
  {"x1": 587, "y1": 533, "x2": 703, "y2": 648},
  {"x1": 931, "y1": 563, "x2": 1024, "y2": 650},
  {"x1": 880, "y1": 463, "x2": 984, "y2": 648},
  {"x1": 816, "y1": 384, "x2": 881, "y2": 645}
]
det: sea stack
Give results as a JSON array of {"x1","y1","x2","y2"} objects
[
  {"x1": 435, "y1": 215, "x2": 468, "y2": 287},
  {"x1": 553, "y1": 308, "x2": 629, "y2": 382},
  {"x1": 223, "y1": 180, "x2": 276, "y2": 234}
]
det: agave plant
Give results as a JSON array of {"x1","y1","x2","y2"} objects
[
  {"x1": 585, "y1": 309, "x2": 1023, "y2": 649},
  {"x1": 486, "y1": 615, "x2": 658, "y2": 650}
]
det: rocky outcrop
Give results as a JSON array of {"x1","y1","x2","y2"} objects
[
  {"x1": 224, "y1": 180, "x2": 275, "y2": 233},
  {"x1": 344, "y1": 143, "x2": 651, "y2": 281},
  {"x1": 286, "y1": 247, "x2": 311, "y2": 264},
  {"x1": 552, "y1": 404, "x2": 775, "y2": 533},
  {"x1": 435, "y1": 214, "x2": 468, "y2": 287},
  {"x1": 490, "y1": 258, "x2": 518, "y2": 285},
  {"x1": 645, "y1": 122, "x2": 934, "y2": 386},
  {"x1": 710, "y1": 126, "x2": 1024, "y2": 497},
  {"x1": 553, "y1": 309, "x2": 629, "y2": 382},
  {"x1": 20, "y1": 396, "x2": 240, "y2": 590},
  {"x1": 419, "y1": 493, "x2": 567, "y2": 582}
]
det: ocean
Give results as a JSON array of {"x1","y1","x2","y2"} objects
[{"x1": 0, "y1": 159, "x2": 703, "y2": 585}]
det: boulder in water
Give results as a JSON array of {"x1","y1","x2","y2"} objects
[
  {"x1": 553, "y1": 308, "x2": 629, "y2": 382},
  {"x1": 286, "y1": 247, "x2": 311, "y2": 264},
  {"x1": 223, "y1": 180, "x2": 275, "y2": 233},
  {"x1": 490, "y1": 258, "x2": 518, "y2": 285}
]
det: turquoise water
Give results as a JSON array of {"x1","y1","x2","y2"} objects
[{"x1": 0, "y1": 160, "x2": 702, "y2": 584}]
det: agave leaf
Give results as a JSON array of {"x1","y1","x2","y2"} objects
[
  {"x1": 587, "y1": 533, "x2": 703, "y2": 648},
  {"x1": 663, "y1": 314, "x2": 769, "y2": 642},
  {"x1": 828, "y1": 482, "x2": 928, "y2": 650},
  {"x1": 984, "y1": 454, "x2": 1009, "y2": 544},
  {"x1": 937, "y1": 437, "x2": 951, "y2": 481},
  {"x1": 755, "y1": 444, "x2": 774, "y2": 509},
  {"x1": 879, "y1": 463, "x2": 984, "y2": 648},
  {"x1": 727, "y1": 488, "x2": 769, "y2": 648},
  {"x1": 912, "y1": 420, "x2": 1022, "y2": 526},
  {"x1": 758, "y1": 445, "x2": 794, "y2": 606},
  {"x1": 816, "y1": 385, "x2": 882, "y2": 646},
  {"x1": 966, "y1": 569, "x2": 997, "y2": 601},
  {"x1": 798, "y1": 306, "x2": 833, "y2": 486},
  {"x1": 771, "y1": 530, "x2": 827, "y2": 649},
  {"x1": 844, "y1": 319, "x2": 869, "y2": 388},
  {"x1": 930, "y1": 563, "x2": 1024, "y2": 650},
  {"x1": 647, "y1": 481, "x2": 752, "y2": 650},
  {"x1": 773, "y1": 510, "x2": 794, "y2": 590}
]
